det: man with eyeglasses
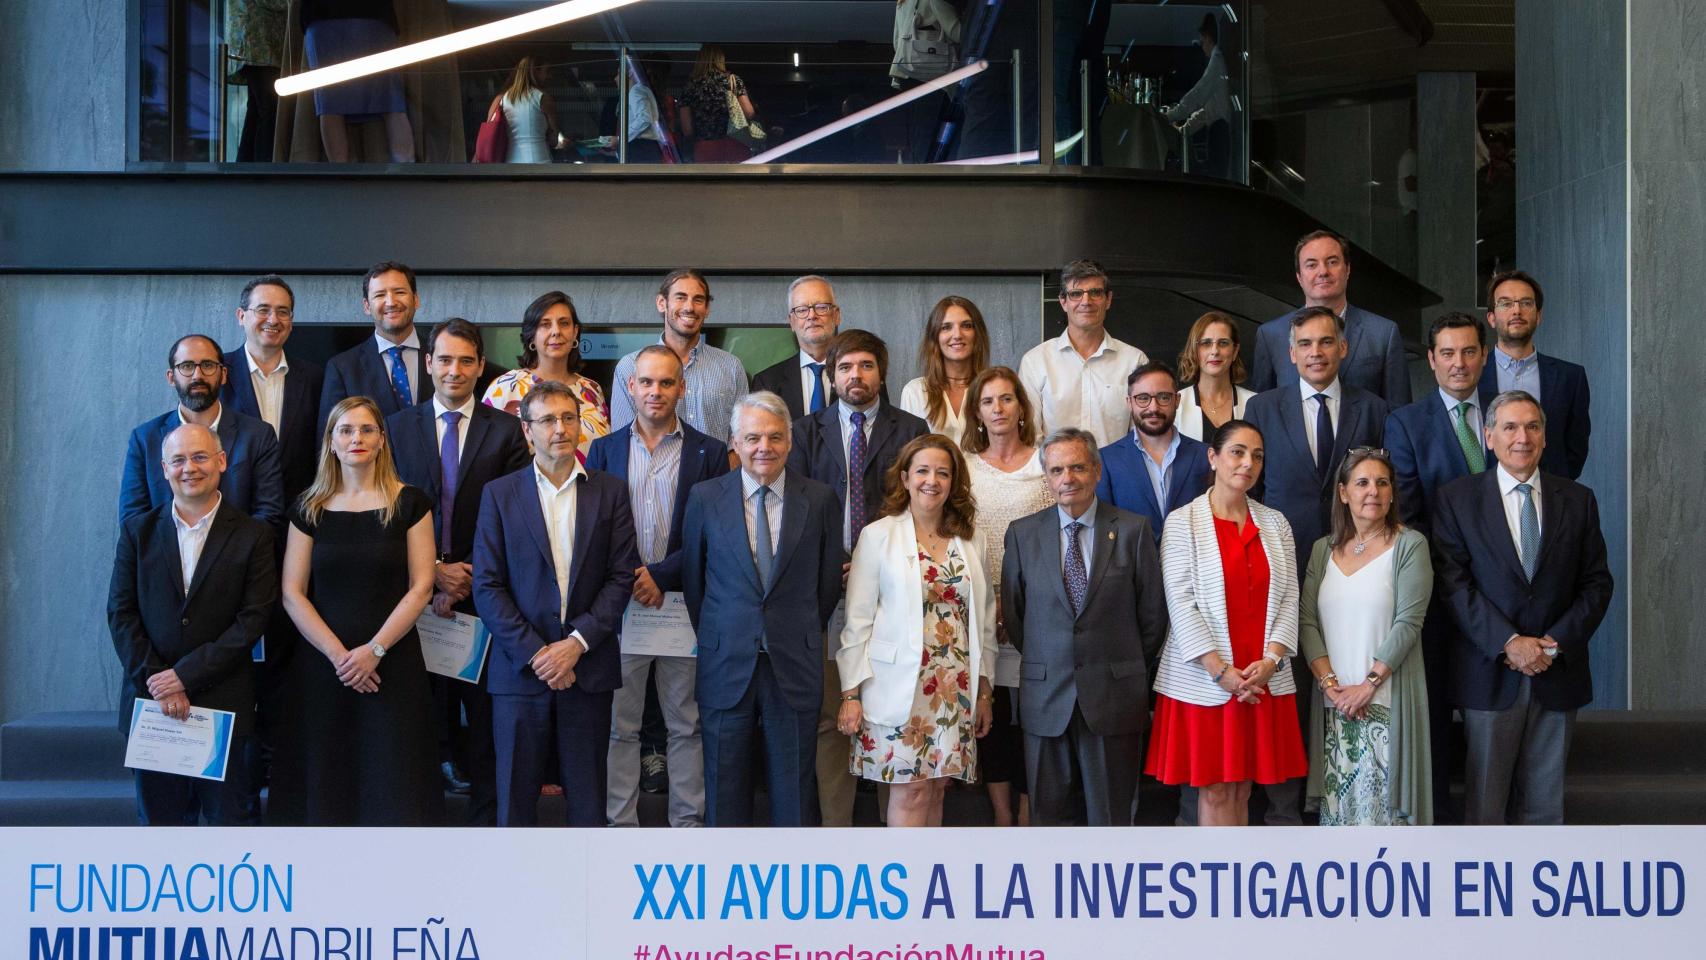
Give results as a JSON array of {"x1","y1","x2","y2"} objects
[
  {"x1": 221, "y1": 276, "x2": 324, "y2": 507},
  {"x1": 121, "y1": 334, "x2": 284, "y2": 529},
  {"x1": 1094, "y1": 360, "x2": 1211, "y2": 544},
  {"x1": 109, "y1": 423, "x2": 278, "y2": 826},
  {"x1": 1248, "y1": 231, "x2": 1412, "y2": 406},
  {"x1": 609, "y1": 269, "x2": 750, "y2": 444},
  {"x1": 1019, "y1": 259, "x2": 1149, "y2": 448},
  {"x1": 1478, "y1": 270, "x2": 1591, "y2": 479},
  {"x1": 752, "y1": 275, "x2": 886, "y2": 422}
]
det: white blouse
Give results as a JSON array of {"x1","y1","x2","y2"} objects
[
  {"x1": 900, "y1": 377, "x2": 967, "y2": 445},
  {"x1": 964, "y1": 449, "x2": 1055, "y2": 588}
]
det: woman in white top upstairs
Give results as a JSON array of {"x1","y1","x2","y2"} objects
[
  {"x1": 490, "y1": 57, "x2": 559, "y2": 164},
  {"x1": 1174, "y1": 310, "x2": 1255, "y2": 447},
  {"x1": 901, "y1": 296, "x2": 989, "y2": 445},
  {"x1": 837, "y1": 434, "x2": 996, "y2": 827}
]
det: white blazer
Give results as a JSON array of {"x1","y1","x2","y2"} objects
[
  {"x1": 1175, "y1": 384, "x2": 1256, "y2": 442},
  {"x1": 1152, "y1": 493, "x2": 1300, "y2": 706},
  {"x1": 837, "y1": 512, "x2": 997, "y2": 728}
]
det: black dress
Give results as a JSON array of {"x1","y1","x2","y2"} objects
[{"x1": 270, "y1": 487, "x2": 443, "y2": 825}]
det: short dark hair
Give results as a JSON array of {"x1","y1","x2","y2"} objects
[
  {"x1": 1486, "y1": 269, "x2": 1545, "y2": 311},
  {"x1": 825, "y1": 329, "x2": 889, "y2": 386},
  {"x1": 426, "y1": 317, "x2": 484, "y2": 360},
  {"x1": 1059, "y1": 258, "x2": 1108, "y2": 290},
  {"x1": 1426, "y1": 310, "x2": 1488, "y2": 351},
  {"x1": 657, "y1": 268, "x2": 712, "y2": 302},
  {"x1": 362, "y1": 260, "x2": 417, "y2": 299},
  {"x1": 1208, "y1": 418, "x2": 1261, "y2": 454},
  {"x1": 239, "y1": 275, "x2": 294, "y2": 311},
  {"x1": 168, "y1": 333, "x2": 222, "y2": 368},
  {"x1": 1126, "y1": 359, "x2": 1178, "y2": 391},
  {"x1": 1289, "y1": 304, "x2": 1344, "y2": 335},
  {"x1": 518, "y1": 378, "x2": 581, "y2": 421},
  {"x1": 517, "y1": 290, "x2": 581, "y2": 372},
  {"x1": 1293, "y1": 230, "x2": 1348, "y2": 272}
]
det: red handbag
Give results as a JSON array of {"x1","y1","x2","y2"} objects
[{"x1": 473, "y1": 102, "x2": 508, "y2": 163}]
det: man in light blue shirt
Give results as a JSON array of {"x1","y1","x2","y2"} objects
[{"x1": 609, "y1": 269, "x2": 750, "y2": 444}]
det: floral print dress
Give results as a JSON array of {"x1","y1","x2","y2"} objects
[
  {"x1": 851, "y1": 545, "x2": 977, "y2": 783},
  {"x1": 480, "y1": 369, "x2": 610, "y2": 465}
]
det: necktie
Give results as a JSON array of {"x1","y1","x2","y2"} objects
[
  {"x1": 754, "y1": 485, "x2": 774, "y2": 592},
  {"x1": 848, "y1": 410, "x2": 868, "y2": 546},
  {"x1": 438, "y1": 411, "x2": 463, "y2": 556},
  {"x1": 807, "y1": 362, "x2": 826, "y2": 413},
  {"x1": 386, "y1": 346, "x2": 413, "y2": 407},
  {"x1": 1516, "y1": 482, "x2": 1540, "y2": 580},
  {"x1": 1063, "y1": 521, "x2": 1088, "y2": 615},
  {"x1": 1454, "y1": 402, "x2": 1487, "y2": 474},
  {"x1": 1313, "y1": 393, "x2": 1334, "y2": 481}
]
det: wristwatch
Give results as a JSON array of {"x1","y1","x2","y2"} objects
[
  {"x1": 369, "y1": 641, "x2": 387, "y2": 659},
  {"x1": 1264, "y1": 650, "x2": 1285, "y2": 668},
  {"x1": 1365, "y1": 670, "x2": 1384, "y2": 689}
]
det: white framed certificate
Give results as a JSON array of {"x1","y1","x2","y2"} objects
[
  {"x1": 416, "y1": 611, "x2": 492, "y2": 683},
  {"x1": 620, "y1": 592, "x2": 697, "y2": 657},
  {"x1": 995, "y1": 643, "x2": 1022, "y2": 688},
  {"x1": 123, "y1": 699, "x2": 236, "y2": 782}
]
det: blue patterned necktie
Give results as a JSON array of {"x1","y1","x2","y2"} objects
[
  {"x1": 1063, "y1": 521, "x2": 1088, "y2": 614},
  {"x1": 386, "y1": 346, "x2": 413, "y2": 407},
  {"x1": 848, "y1": 410, "x2": 868, "y2": 546},
  {"x1": 1313, "y1": 393, "x2": 1334, "y2": 482},
  {"x1": 438, "y1": 411, "x2": 463, "y2": 556},
  {"x1": 1516, "y1": 482, "x2": 1540, "y2": 580},
  {"x1": 807, "y1": 362, "x2": 826, "y2": 413}
]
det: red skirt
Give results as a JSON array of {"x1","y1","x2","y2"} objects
[{"x1": 1145, "y1": 691, "x2": 1308, "y2": 787}]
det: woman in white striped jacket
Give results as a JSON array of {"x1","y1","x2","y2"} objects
[{"x1": 1145, "y1": 420, "x2": 1309, "y2": 825}]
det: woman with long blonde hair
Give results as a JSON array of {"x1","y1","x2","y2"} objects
[
  {"x1": 271, "y1": 397, "x2": 442, "y2": 825},
  {"x1": 900, "y1": 295, "x2": 991, "y2": 445},
  {"x1": 486, "y1": 56, "x2": 560, "y2": 163}
]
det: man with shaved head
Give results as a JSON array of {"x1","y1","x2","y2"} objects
[{"x1": 108, "y1": 423, "x2": 278, "y2": 825}]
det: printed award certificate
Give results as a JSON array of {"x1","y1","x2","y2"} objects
[
  {"x1": 123, "y1": 699, "x2": 236, "y2": 781},
  {"x1": 620, "y1": 592, "x2": 697, "y2": 657},
  {"x1": 416, "y1": 611, "x2": 492, "y2": 684}
]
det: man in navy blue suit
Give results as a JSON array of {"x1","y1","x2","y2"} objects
[
  {"x1": 1385, "y1": 310, "x2": 1492, "y2": 822},
  {"x1": 1479, "y1": 270, "x2": 1591, "y2": 480},
  {"x1": 1244, "y1": 305, "x2": 1389, "y2": 825},
  {"x1": 319, "y1": 261, "x2": 432, "y2": 430},
  {"x1": 1248, "y1": 230, "x2": 1412, "y2": 406},
  {"x1": 1094, "y1": 360, "x2": 1211, "y2": 542},
  {"x1": 472, "y1": 380, "x2": 640, "y2": 827},
  {"x1": 682, "y1": 391, "x2": 844, "y2": 827},
  {"x1": 221, "y1": 275, "x2": 324, "y2": 506},
  {"x1": 388, "y1": 318, "x2": 530, "y2": 824},
  {"x1": 120, "y1": 334, "x2": 283, "y2": 528},
  {"x1": 1431, "y1": 391, "x2": 1613, "y2": 824},
  {"x1": 588, "y1": 345, "x2": 730, "y2": 827}
]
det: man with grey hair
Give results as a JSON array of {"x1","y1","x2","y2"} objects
[
  {"x1": 1000, "y1": 426, "x2": 1168, "y2": 825},
  {"x1": 752, "y1": 275, "x2": 848, "y2": 420},
  {"x1": 681, "y1": 391, "x2": 845, "y2": 826},
  {"x1": 1019, "y1": 260, "x2": 1150, "y2": 447}
]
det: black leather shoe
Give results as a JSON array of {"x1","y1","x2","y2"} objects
[{"x1": 441, "y1": 761, "x2": 472, "y2": 795}]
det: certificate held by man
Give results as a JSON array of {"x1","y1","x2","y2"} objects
[
  {"x1": 620, "y1": 590, "x2": 697, "y2": 657},
  {"x1": 416, "y1": 610, "x2": 493, "y2": 683},
  {"x1": 123, "y1": 699, "x2": 236, "y2": 782}
]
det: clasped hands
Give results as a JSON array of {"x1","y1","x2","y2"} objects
[
  {"x1": 1504, "y1": 634, "x2": 1558, "y2": 676},
  {"x1": 1212, "y1": 657, "x2": 1276, "y2": 705},
  {"x1": 333, "y1": 642, "x2": 382, "y2": 693},
  {"x1": 532, "y1": 637, "x2": 584, "y2": 691},
  {"x1": 431, "y1": 561, "x2": 474, "y2": 618},
  {"x1": 146, "y1": 669, "x2": 191, "y2": 720},
  {"x1": 1324, "y1": 681, "x2": 1376, "y2": 721}
]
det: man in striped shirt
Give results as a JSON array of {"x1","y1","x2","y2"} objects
[{"x1": 609, "y1": 269, "x2": 751, "y2": 445}]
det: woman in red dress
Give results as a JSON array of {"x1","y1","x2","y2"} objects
[{"x1": 1146, "y1": 420, "x2": 1308, "y2": 825}]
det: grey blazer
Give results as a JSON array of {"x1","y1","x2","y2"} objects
[{"x1": 1000, "y1": 500, "x2": 1168, "y2": 738}]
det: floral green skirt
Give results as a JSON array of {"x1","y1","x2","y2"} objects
[{"x1": 1318, "y1": 704, "x2": 1411, "y2": 826}]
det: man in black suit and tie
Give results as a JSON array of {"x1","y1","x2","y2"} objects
[
  {"x1": 1385, "y1": 310, "x2": 1493, "y2": 822},
  {"x1": 682, "y1": 391, "x2": 844, "y2": 826},
  {"x1": 1431, "y1": 390, "x2": 1613, "y2": 824},
  {"x1": 1479, "y1": 270, "x2": 1592, "y2": 480},
  {"x1": 222, "y1": 275, "x2": 324, "y2": 506},
  {"x1": 387, "y1": 317, "x2": 531, "y2": 824},
  {"x1": 472, "y1": 380, "x2": 640, "y2": 827},
  {"x1": 1244, "y1": 304, "x2": 1389, "y2": 825},
  {"x1": 107, "y1": 423, "x2": 277, "y2": 825},
  {"x1": 750, "y1": 275, "x2": 843, "y2": 421},
  {"x1": 786, "y1": 329, "x2": 928, "y2": 826},
  {"x1": 320, "y1": 261, "x2": 431, "y2": 429}
]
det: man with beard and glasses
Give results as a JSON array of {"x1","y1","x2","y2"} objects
[
  {"x1": 1095, "y1": 360, "x2": 1212, "y2": 544},
  {"x1": 609, "y1": 269, "x2": 750, "y2": 445},
  {"x1": 121, "y1": 334, "x2": 284, "y2": 528},
  {"x1": 1477, "y1": 270, "x2": 1591, "y2": 480}
]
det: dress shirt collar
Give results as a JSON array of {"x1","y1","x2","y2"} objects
[
  {"x1": 1052, "y1": 329, "x2": 1114, "y2": 360},
  {"x1": 632, "y1": 418, "x2": 684, "y2": 446},
  {"x1": 1132, "y1": 427, "x2": 1181, "y2": 460},
  {"x1": 1057, "y1": 498, "x2": 1098, "y2": 531},
  {"x1": 177, "y1": 405, "x2": 223, "y2": 435},
  {"x1": 1494, "y1": 345, "x2": 1538, "y2": 371},
  {"x1": 798, "y1": 350, "x2": 827, "y2": 370},
  {"x1": 534, "y1": 460, "x2": 587, "y2": 496},
  {"x1": 837, "y1": 397, "x2": 880, "y2": 423},
  {"x1": 374, "y1": 329, "x2": 421, "y2": 354},
  {"x1": 244, "y1": 346, "x2": 289, "y2": 379},
  {"x1": 1496, "y1": 462, "x2": 1539, "y2": 495},
  {"x1": 1439, "y1": 387, "x2": 1480, "y2": 414},
  {"x1": 657, "y1": 335, "x2": 701, "y2": 367},
  {"x1": 432, "y1": 394, "x2": 477, "y2": 421},
  {"x1": 741, "y1": 469, "x2": 786, "y2": 500},
  {"x1": 172, "y1": 493, "x2": 222, "y2": 534},
  {"x1": 1301, "y1": 377, "x2": 1343, "y2": 402}
]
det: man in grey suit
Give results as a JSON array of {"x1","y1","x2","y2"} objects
[
  {"x1": 1248, "y1": 230, "x2": 1412, "y2": 406},
  {"x1": 1001, "y1": 428, "x2": 1168, "y2": 826}
]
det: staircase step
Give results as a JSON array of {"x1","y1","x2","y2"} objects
[
  {"x1": 1564, "y1": 774, "x2": 1706, "y2": 825},
  {"x1": 1, "y1": 711, "x2": 128, "y2": 781},
  {"x1": 0, "y1": 780, "x2": 136, "y2": 826},
  {"x1": 1568, "y1": 710, "x2": 1706, "y2": 775}
]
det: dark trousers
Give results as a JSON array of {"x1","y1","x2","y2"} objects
[
  {"x1": 1258, "y1": 657, "x2": 1313, "y2": 825},
  {"x1": 1024, "y1": 704, "x2": 1139, "y2": 826},
  {"x1": 135, "y1": 735, "x2": 254, "y2": 826},
  {"x1": 701, "y1": 655, "x2": 818, "y2": 827},
  {"x1": 435, "y1": 674, "x2": 498, "y2": 825},
  {"x1": 492, "y1": 687, "x2": 613, "y2": 827}
]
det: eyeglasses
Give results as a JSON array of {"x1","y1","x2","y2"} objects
[
  {"x1": 1196, "y1": 337, "x2": 1234, "y2": 350},
  {"x1": 1128, "y1": 391, "x2": 1177, "y2": 406},
  {"x1": 1347, "y1": 446, "x2": 1389, "y2": 458},
  {"x1": 333, "y1": 424, "x2": 382, "y2": 439},
  {"x1": 524, "y1": 414, "x2": 577, "y2": 430},
  {"x1": 1061, "y1": 287, "x2": 1109, "y2": 303},
  {"x1": 788, "y1": 302, "x2": 838, "y2": 319},
  {"x1": 172, "y1": 360, "x2": 225, "y2": 377},
  {"x1": 245, "y1": 306, "x2": 293, "y2": 320},
  {"x1": 164, "y1": 453, "x2": 216, "y2": 469},
  {"x1": 1493, "y1": 298, "x2": 1538, "y2": 311}
]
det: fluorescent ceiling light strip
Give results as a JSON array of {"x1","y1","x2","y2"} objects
[
  {"x1": 276, "y1": 0, "x2": 644, "y2": 96},
  {"x1": 934, "y1": 150, "x2": 1040, "y2": 165},
  {"x1": 743, "y1": 59, "x2": 989, "y2": 164}
]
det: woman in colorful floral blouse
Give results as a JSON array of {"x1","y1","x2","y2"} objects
[{"x1": 481, "y1": 290, "x2": 609, "y2": 464}]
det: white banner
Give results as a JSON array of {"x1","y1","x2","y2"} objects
[{"x1": 2, "y1": 826, "x2": 1699, "y2": 958}]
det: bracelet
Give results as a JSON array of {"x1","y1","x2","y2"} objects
[
  {"x1": 977, "y1": 691, "x2": 995, "y2": 703},
  {"x1": 839, "y1": 693, "x2": 861, "y2": 702},
  {"x1": 1318, "y1": 672, "x2": 1339, "y2": 691},
  {"x1": 1210, "y1": 663, "x2": 1230, "y2": 683}
]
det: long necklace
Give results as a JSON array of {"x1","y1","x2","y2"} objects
[{"x1": 1352, "y1": 527, "x2": 1383, "y2": 556}]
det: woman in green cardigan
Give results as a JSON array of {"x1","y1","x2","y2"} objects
[{"x1": 1299, "y1": 448, "x2": 1434, "y2": 825}]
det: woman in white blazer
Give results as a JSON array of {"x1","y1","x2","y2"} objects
[
  {"x1": 1175, "y1": 310, "x2": 1256, "y2": 446},
  {"x1": 836, "y1": 434, "x2": 997, "y2": 827},
  {"x1": 1146, "y1": 419, "x2": 1309, "y2": 826}
]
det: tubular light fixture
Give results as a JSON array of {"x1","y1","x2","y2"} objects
[
  {"x1": 744, "y1": 59, "x2": 990, "y2": 164},
  {"x1": 276, "y1": 0, "x2": 644, "y2": 96},
  {"x1": 936, "y1": 150, "x2": 1040, "y2": 165}
]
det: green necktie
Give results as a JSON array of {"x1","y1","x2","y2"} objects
[{"x1": 1454, "y1": 402, "x2": 1487, "y2": 474}]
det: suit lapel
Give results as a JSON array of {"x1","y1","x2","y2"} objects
[
  {"x1": 724, "y1": 473, "x2": 763, "y2": 594},
  {"x1": 225, "y1": 351, "x2": 260, "y2": 418},
  {"x1": 1538, "y1": 353, "x2": 1564, "y2": 414},
  {"x1": 768, "y1": 475, "x2": 807, "y2": 597},
  {"x1": 457, "y1": 408, "x2": 492, "y2": 490},
  {"x1": 671, "y1": 432, "x2": 701, "y2": 528},
  {"x1": 1275, "y1": 384, "x2": 1315, "y2": 472},
  {"x1": 359, "y1": 345, "x2": 392, "y2": 403},
  {"x1": 517, "y1": 474, "x2": 556, "y2": 571},
  {"x1": 1044, "y1": 509, "x2": 1073, "y2": 614},
  {"x1": 1341, "y1": 308, "x2": 1367, "y2": 369},
  {"x1": 822, "y1": 408, "x2": 848, "y2": 479},
  {"x1": 1326, "y1": 389, "x2": 1363, "y2": 490},
  {"x1": 412, "y1": 406, "x2": 441, "y2": 501},
  {"x1": 1535, "y1": 472, "x2": 1563, "y2": 575},
  {"x1": 565, "y1": 478, "x2": 598, "y2": 599},
  {"x1": 605, "y1": 427, "x2": 633, "y2": 485},
  {"x1": 1081, "y1": 505, "x2": 1118, "y2": 618},
  {"x1": 1477, "y1": 360, "x2": 1499, "y2": 409},
  {"x1": 280, "y1": 363, "x2": 310, "y2": 437},
  {"x1": 183, "y1": 506, "x2": 236, "y2": 605},
  {"x1": 154, "y1": 507, "x2": 187, "y2": 601},
  {"x1": 1126, "y1": 439, "x2": 1164, "y2": 521},
  {"x1": 1478, "y1": 471, "x2": 1528, "y2": 581},
  {"x1": 863, "y1": 405, "x2": 898, "y2": 484}
]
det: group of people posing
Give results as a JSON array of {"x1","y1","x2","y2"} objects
[{"x1": 109, "y1": 230, "x2": 1611, "y2": 832}]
